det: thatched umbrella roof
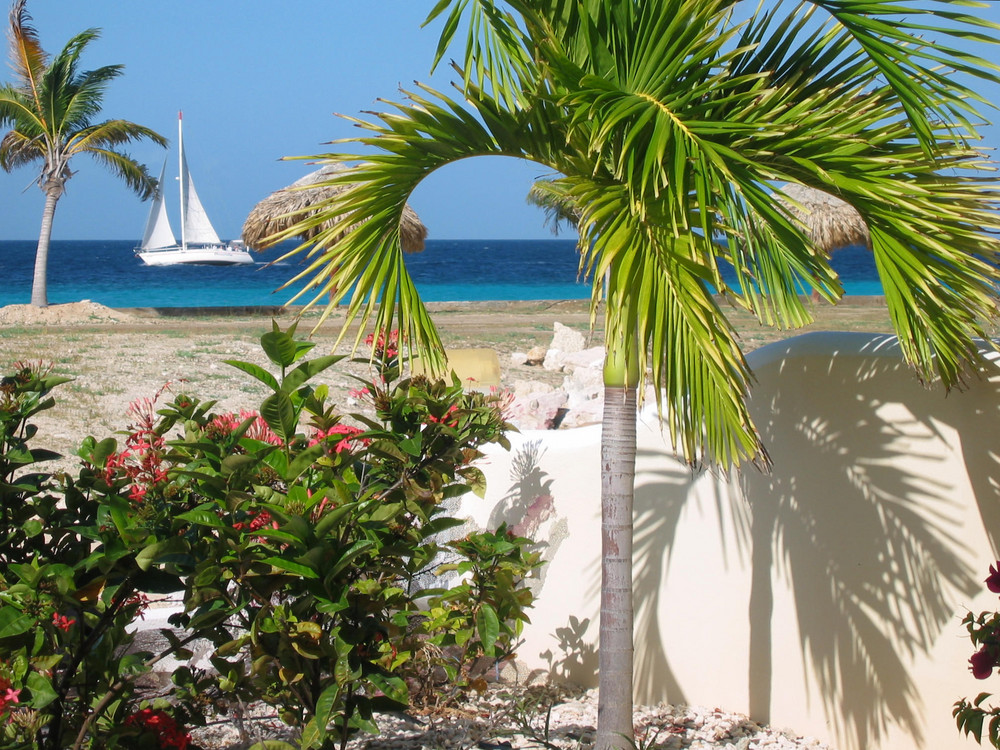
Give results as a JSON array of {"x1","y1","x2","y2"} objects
[
  {"x1": 242, "y1": 164, "x2": 428, "y2": 252},
  {"x1": 774, "y1": 183, "x2": 871, "y2": 254}
]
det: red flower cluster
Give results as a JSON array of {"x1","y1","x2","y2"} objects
[
  {"x1": 125, "y1": 708, "x2": 191, "y2": 750},
  {"x1": 104, "y1": 395, "x2": 168, "y2": 503},
  {"x1": 365, "y1": 329, "x2": 399, "y2": 359},
  {"x1": 207, "y1": 410, "x2": 282, "y2": 445},
  {"x1": 52, "y1": 613, "x2": 75, "y2": 632},
  {"x1": 426, "y1": 404, "x2": 459, "y2": 428},
  {"x1": 0, "y1": 677, "x2": 20, "y2": 716},
  {"x1": 233, "y1": 509, "x2": 278, "y2": 533},
  {"x1": 308, "y1": 424, "x2": 368, "y2": 454}
]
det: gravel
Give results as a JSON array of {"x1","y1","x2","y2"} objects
[{"x1": 186, "y1": 684, "x2": 834, "y2": 749}]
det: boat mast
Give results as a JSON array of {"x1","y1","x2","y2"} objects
[{"x1": 178, "y1": 111, "x2": 186, "y2": 252}]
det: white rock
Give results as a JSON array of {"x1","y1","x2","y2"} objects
[
  {"x1": 560, "y1": 346, "x2": 605, "y2": 371},
  {"x1": 549, "y1": 321, "x2": 586, "y2": 354},
  {"x1": 512, "y1": 379, "x2": 555, "y2": 397},
  {"x1": 510, "y1": 351, "x2": 529, "y2": 366},
  {"x1": 507, "y1": 390, "x2": 569, "y2": 430}
]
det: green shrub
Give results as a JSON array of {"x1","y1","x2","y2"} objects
[{"x1": 0, "y1": 324, "x2": 540, "y2": 750}]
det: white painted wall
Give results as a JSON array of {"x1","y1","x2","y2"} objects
[{"x1": 464, "y1": 331, "x2": 1000, "y2": 750}]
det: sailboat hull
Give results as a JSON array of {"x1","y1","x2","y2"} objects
[{"x1": 136, "y1": 244, "x2": 255, "y2": 266}]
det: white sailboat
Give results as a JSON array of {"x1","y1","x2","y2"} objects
[{"x1": 135, "y1": 112, "x2": 254, "y2": 266}]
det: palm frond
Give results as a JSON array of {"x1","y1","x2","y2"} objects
[
  {"x1": 0, "y1": 129, "x2": 42, "y2": 171},
  {"x1": 425, "y1": 0, "x2": 534, "y2": 110},
  {"x1": 81, "y1": 147, "x2": 158, "y2": 199},
  {"x1": 71, "y1": 120, "x2": 168, "y2": 151},
  {"x1": 811, "y1": 0, "x2": 1000, "y2": 147},
  {"x1": 6, "y1": 0, "x2": 47, "y2": 108}
]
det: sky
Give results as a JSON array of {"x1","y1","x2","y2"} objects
[{"x1": 0, "y1": 1, "x2": 998, "y2": 243}]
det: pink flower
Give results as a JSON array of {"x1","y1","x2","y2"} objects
[
  {"x1": 986, "y1": 562, "x2": 1000, "y2": 594},
  {"x1": 971, "y1": 646, "x2": 996, "y2": 679},
  {"x1": 0, "y1": 678, "x2": 20, "y2": 715}
]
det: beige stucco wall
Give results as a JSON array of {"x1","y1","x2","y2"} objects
[{"x1": 463, "y1": 331, "x2": 1000, "y2": 750}]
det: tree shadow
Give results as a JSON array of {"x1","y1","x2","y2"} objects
[
  {"x1": 488, "y1": 439, "x2": 570, "y2": 594},
  {"x1": 629, "y1": 456, "x2": 718, "y2": 706},
  {"x1": 741, "y1": 333, "x2": 992, "y2": 749}
]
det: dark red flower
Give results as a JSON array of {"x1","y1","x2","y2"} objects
[
  {"x1": 986, "y1": 562, "x2": 1000, "y2": 594},
  {"x1": 970, "y1": 646, "x2": 996, "y2": 679}
]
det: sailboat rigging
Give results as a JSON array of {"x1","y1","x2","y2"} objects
[{"x1": 135, "y1": 112, "x2": 253, "y2": 266}]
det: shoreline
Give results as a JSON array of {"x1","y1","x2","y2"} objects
[{"x1": 114, "y1": 295, "x2": 889, "y2": 318}]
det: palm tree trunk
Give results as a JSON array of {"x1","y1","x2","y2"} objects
[
  {"x1": 30, "y1": 188, "x2": 61, "y2": 307},
  {"x1": 596, "y1": 340, "x2": 638, "y2": 750}
]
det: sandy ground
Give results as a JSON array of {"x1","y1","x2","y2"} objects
[{"x1": 0, "y1": 297, "x2": 899, "y2": 474}]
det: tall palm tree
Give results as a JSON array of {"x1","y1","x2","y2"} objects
[
  {"x1": 0, "y1": 0, "x2": 166, "y2": 307},
  {"x1": 275, "y1": 1, "x2": 1000, "y2": 747}
]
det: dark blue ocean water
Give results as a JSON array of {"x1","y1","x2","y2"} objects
[{"x1": 0, "y1": 239, "x2": 883, "y2": 308}]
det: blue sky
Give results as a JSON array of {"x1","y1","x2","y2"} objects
[{"x1": 1, "y1": 1, "x2": 998, "y2": 242}]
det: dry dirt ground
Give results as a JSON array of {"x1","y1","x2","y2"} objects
[{"x1": 0, "y1": 297, "x2": 899, "y2": 473}]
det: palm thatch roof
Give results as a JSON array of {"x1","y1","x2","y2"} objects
[
  {"x1": 774, "y1": 183, "x2": 871, "y2": 254},
  {"x1": 242, "y1": 164, "x2": 428, "y2": 252}
]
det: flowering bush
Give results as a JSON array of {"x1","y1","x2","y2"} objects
[
  {"x1": 0, "y1": 362, "x2": 181, "y2": 750},
  {"x1": 0, "y1": 324, "x2": 536, "y2": 750},
  {"x1": 955, "y1": 562, "x2": 1000, "y2": 746}
]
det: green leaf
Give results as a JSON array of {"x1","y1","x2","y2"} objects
[
  {"x1": 299, "y1": 719, "x2": 325, "y2": 750},
  {"x1": 399, "y1": 435, "x2": 423, "y2": 457},
  {"x1": 222, "y1": 452, "x2": 266, "y2": 476},
  {"x1": 134, "y1": 536, "x2": 189, "y2": 572},
  {"x1": 315, "y1": 682, "x2": 341, "y2": 732},
  {"x1": 261, "y1": 328, "x2": 315, "y2": 368},
  {"x1": 476, "y1": 602, "x2": 500, "y2": 656},
  {"x1": 262, "y1": 556, "x2": 319, "y2": 579},
  {"x1": 26, "y1": 671, "x2": 58, "y2": 708},
  {"x1": 261, "y1": 391, "x2": 296, "y2": 443},
  {"x1": 176, "y1": 506, "x2": 225, "y2": 529},
  {"x1": 0, "y1": 607, "x2": 34, "y2": 638},
  {"x1": 282, "y1": 354, "x2": 346, "y2": 392},
  {"x1": 223, "y1": 359, "x2": 280, "y2": 392},
  {"x1": 458, "y1": 465, "x2": 487, "y2": 498},
  {"x1": 367, "y1": 672, "x2": 408, "y2": 705},
  {"x1": 313, "y1": 501, "x2": 358, "y2": 538}
]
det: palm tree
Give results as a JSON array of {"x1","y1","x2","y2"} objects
[
  {"x1": 0, "y1": 0, "x2": 166, "y2": 307},
  {"x1": 275, "y1": 2, "x2": 1000, "y2": 747}
]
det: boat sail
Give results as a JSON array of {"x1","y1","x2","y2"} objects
[{"x1": 135, "y1": 112, "x2": 253, "y2": 266}]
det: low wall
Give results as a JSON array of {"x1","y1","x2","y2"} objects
[{"x1": 462, "y1": 331, "x2": 1000, "y2": 750}]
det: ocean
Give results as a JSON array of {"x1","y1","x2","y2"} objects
[{"x1": 0, "y1": 238, "x2": 883, "y2": 308}]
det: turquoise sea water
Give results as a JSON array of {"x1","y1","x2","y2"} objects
[{"x1": 0, "y1": 238, "x2": 883, "y2": 308}]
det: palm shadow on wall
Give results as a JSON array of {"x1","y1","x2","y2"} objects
[
  {"x1": 630, "y1": 462, "x2": 705, "y2": 705},
  {"x1": 740, "y1": 334, "x2": 996, "y2": 750},
  {"x1": 487, "y1": 441, "x2": 582, "y2": 678}
]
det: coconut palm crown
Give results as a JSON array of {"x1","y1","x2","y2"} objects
[
  {"x1": 276, "y1": 1, "x2": 1000, "y2": 748},
  {"x1": 0, "y1": 0, "x2": 166, "y2": 306}
]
